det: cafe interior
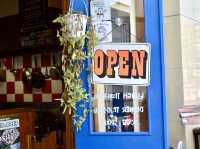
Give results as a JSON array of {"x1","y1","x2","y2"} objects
[{"x1": 0, "y1": 0, "x2": 74, "y2": 149}]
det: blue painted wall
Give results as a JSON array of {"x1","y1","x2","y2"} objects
[{"x1": 72, "y1": 0, "x2": 168, "y2": 148}]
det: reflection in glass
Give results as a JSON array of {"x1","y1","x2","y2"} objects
[
  {"x1": 110, "y1": 0, "x2": 144, "y2": 42},
  {"x1": 91, "y1": 0, "x2": 147, "y2": 133},
  {"x1": 92, "y1": 85, "x2": 148, "y2": 132}
]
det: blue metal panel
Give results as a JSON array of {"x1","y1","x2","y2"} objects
[{"x1": 72, "y1": 0, "x2": 168, "y2": 148}]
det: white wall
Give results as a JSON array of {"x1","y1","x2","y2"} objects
[
  {"x1": 164, "y1": 0, "x2": 186, "y2": 148},
  {"x1": 180, "y1": 0, "x2": 200, "y2": 106},
  {"x1": 180, "y1": 2, "x2": 200, "y2": 148},
  {"x1": 165, "y1": 0, "x2": 200, "y2": 148}
]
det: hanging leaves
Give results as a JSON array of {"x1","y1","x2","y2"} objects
[{"x1": 53, "y1": 12, "x2": 98, "y2": 130}]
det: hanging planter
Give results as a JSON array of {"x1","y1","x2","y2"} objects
[
  {"x1": 53, "y1": 0, "x2": 98, "y2": 130},
  {"x1": 63, "y1": 13, "x2": 88, "y2": 38}
]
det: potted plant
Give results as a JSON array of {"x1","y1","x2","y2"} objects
[{"x1": 53, "y1": 2, "x2": 98, "y2": 130}]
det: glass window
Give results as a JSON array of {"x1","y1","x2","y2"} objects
[
  {"x1": 91, "y1": 0, "x2": 144, "y2": 43},
  {"x1": 90, "y1": 0, "x2": 148, "y2": 133},
  {"x1": 111, "y1": 0, "x2": 144, "y2": 42},
  {"x1": 92, "y1": 85, "x2": 148, "y2": 132}
]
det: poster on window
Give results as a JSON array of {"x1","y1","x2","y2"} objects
[
  {"x1": 92, "y1": 43, "x2": 150, "y2": 86},
  {"x1": 90, "y1": 0, "x2": 112, "y2": 42},
  {"x1": 0, "y1": 115, "x2": 20, "y2": 149}
]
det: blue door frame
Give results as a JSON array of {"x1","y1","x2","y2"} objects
[{"x1": 72, "y1": 0, "x2": 168, "y2": 148}]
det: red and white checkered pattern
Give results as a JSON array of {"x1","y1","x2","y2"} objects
[{"x1": 0, "y1": 53, "x2": 64, "y2": 103}]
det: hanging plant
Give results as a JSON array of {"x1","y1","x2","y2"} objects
[{"x1": 53, "y1": 2, "x2": 98, "y2": 130}]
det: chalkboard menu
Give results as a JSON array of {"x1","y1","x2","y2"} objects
[
  {"x1": 19, "y1": 0, "x2": 48, "y2": 32},
  {"x1": 18, "y1": 0, "x2": 61, "y2": 49}
]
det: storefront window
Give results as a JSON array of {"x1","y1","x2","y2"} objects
[
  {"x1": 91, "y1": 0, "x2": 148, "y2": 133},
  {"x1": 92, "y1": 85, "x2": 148, "y2": 132},
  {"x1": 111, "y1": 0, "x2": 144, "y2": 42},
  {"x1": 91, "y1": 0, "x2": 144, "y2": 43}
]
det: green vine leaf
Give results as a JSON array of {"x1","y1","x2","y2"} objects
[{"x1": 53, "y1": 12, "x2": 98, "y2": 131}]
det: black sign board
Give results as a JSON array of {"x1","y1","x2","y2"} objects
[{"x1": 19, "y1": 0, "x2": 48, "y2": 32}]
